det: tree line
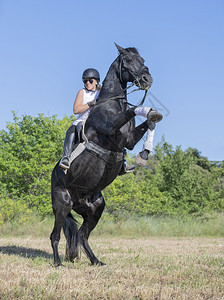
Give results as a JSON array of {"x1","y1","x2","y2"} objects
[{"x1": 0, "y1": 113, "x2": 223, "y2": 224}]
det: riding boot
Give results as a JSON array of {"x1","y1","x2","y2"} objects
[{"x1": 59, "y1": 125, "x2": 76, "y2": 170}]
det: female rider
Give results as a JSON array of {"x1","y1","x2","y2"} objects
[{"x1": 59, "y1": 68, "x2": 100, "y2": 170}]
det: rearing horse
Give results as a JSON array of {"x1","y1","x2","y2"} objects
[{"x1": 50, "y1": 44, "x2": 161, "y2": 266}]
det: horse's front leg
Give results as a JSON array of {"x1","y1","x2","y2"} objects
[
  {"x1": 125, "y1": 120, "x2": 149, "y2": 150},
  {"x1": 93, "y1": 106, "x2": 161, "y2": 136},
  {"x1": 92, "y1": 107, "x2": 136, "y2": 136}
]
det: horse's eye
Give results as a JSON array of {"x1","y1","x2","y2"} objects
[{"x1": 125, "y1": 57, "x2": 132, "y2": 64}]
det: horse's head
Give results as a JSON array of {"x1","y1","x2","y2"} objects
[{"x1": 115, "y1": 43, "x2": 153, "y2": 90}]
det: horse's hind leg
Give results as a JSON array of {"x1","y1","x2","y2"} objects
[
  {"x1": 50, "y1": 186, "x2": 72, "y2": 266},
  {"x1": 76, "y1": 192, "x2": 105, "y2": 266}
]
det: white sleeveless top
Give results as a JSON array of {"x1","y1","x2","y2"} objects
[{"x1": 73, "y1": 88, "x2": 100, "y2": 125}]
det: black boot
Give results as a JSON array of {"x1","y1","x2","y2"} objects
[{"x1": 59, "y1": 125, "x2": 76, "y2": 170}]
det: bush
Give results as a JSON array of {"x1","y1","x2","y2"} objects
[{"x1": 0, "y1": 196, "x2": 32, "y2": 225}]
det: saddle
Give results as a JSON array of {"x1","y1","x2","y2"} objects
[{"x1": 69, "y1": 122, "x2": 124, "y2": 166}]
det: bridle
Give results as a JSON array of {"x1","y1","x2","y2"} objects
[
  {"x1": 119, "y1": 54, "x2": 147, "y2": 87},
  {"x1": 118, "y1": 54, "x2": 149, "y2": 107},
  {"x1": 96, "y1": 53, "x2": 149, "y2": 107}
]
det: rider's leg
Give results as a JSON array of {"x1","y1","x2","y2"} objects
[{"x1": 59, "y1": 125, "x2": 76, "y2": 170}]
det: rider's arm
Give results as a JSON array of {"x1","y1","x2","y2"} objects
[{"x1": 73, "y1": 89, "x2": 89, "y2": 114}]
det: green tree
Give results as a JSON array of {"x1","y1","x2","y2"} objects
[
  {"x1": 0, "y1": 112, "x2": 75, "y2": 215},
  {"x1": 186, "y1": 147, "x2": 212, "y2": 171},
  {"x1": 154, "y1": 140, "x2": 224, "y2": 215},
  {"x1": 1, "y1": 114, "x2": 223, "y2": 220},
  {"x1": 103, "y1": 155, "x2": 168, "y2": 218}
]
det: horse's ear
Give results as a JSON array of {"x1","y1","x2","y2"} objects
[{"x1": 114, "y1": 43, "x2": 126, "y2": 55}]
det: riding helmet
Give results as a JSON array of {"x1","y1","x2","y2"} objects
[{"x1": 82, "y1": 68, "x2": 100, "y2": 81}]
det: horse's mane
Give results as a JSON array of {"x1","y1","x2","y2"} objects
[
  {"x1": 125, "y1": 47, "x2": 139, "y2": 55},
  {"x1": 116, "y1": 47, "x2": 140, "y2": 56}
]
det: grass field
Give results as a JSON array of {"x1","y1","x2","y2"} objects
[{"x1": 0, "y1": 234, "x2": 224, "y2": 299}]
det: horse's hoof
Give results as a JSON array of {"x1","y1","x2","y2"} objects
[
  {"x1": 135, "y1": 153, "x2": 147, "y2": 167},
  {"x1": 56, "y1": 265, "x2": 63, "y2": 269},
  {"x1": 147, "y1": 110, "x2": 163, "y2": 123},
  {"x1": 92, "y1": 260, "x2": 106, "y2": 267},
  {"x1": 54, "y1": 262, "x2": 63, "y2": 268}
]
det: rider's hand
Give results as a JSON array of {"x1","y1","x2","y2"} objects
[{"x1": 88, "y1": 99, "x2": 96, "y2": 108}]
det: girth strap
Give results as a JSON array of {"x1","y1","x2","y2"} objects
[{"x1": 86, "y1": 141, "x2": 124, "y2": 163}]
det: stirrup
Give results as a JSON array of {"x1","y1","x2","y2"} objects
[
  {"x1": 59, "y1": 157, "x2": 70, "y2": 170},
  {"x1": 118, "y1": 163, "x2": 135, "y2": 176},
  {"x1": 126, "y1": 165, "x2": 135, "y2": 173}
]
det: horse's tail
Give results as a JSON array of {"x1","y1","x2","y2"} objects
[{"x1": 63, "y1": 212, "x2": 79, "y2": 262}]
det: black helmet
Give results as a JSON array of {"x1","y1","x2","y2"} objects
[{"x1": 82, "y1": 68, "x2": 100, "y2": 81}]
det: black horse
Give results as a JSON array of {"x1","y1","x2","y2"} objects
[{"x1": 50, "y1": 44, "x2": 161, "y2": 266}]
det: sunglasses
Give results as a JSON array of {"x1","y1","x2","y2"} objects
[{"x1": 83, "y1": 78, "x2": 94, "y2": 84}]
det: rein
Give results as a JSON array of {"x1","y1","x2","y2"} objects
[
  {"x1": 126, "y1": 87, "x2": 148, "y2": 107},
  {"x1": 103, "y1": 83, "x2": 148, "y2": 108}
]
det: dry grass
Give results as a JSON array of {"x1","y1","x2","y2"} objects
[{"x1": 0, "y1": 236, "x2": 224, "y2": 299}]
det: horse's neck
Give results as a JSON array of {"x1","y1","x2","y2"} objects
[{"x1": 99, "y1": 59, "x2": 127, "y2": 100}]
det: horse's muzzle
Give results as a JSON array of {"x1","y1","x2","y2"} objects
[
  {"x1": 138, "y1": 67, "x2": 153, "y2": 90},
  {"x1": 139, "y1": 72, "x2": 153, "y2": 90}
]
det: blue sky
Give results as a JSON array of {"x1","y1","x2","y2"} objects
[{"x1": 0, "y1": 0, "x2": 223, "y2": 161}]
